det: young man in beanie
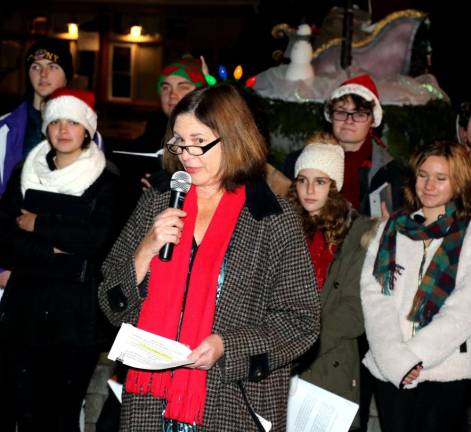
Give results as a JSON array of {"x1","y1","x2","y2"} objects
[
  {"x1": 111, "y1": 56, "x2": 290, "y2": 227},
  {"x1": 0, "y1": 38, "x2": 72, "y2": 290},
  {"x1": 282, "y1": 74, "x2": 405, "y2": 216},
  {"x1": 158, "y1": 57, "x2": 208, "y2": 116},
  {"x1": 109, "y1": 56, "x2": 209, "y2": 226},
  {"x1": 0, "y1": 38, "x2": 72, "y2": 197},
  {"x1": 134, "y1": 56, "x2": 208, "y2": 156}
]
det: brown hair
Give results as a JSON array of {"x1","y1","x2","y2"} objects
[
  {"x1": 305, "y1": 131, "x2": 339, "y2": 146},
  {"x1": 403, "y1": 140, "x2": 471, "y2": 218},
  {"x1": 288, "y1": 181, "x2": 351, "y2": 247},
  {"x1": 163, "y1": 83, "x2": 268, "y2": 191},
  {"x1": 288, "y1": 131, "x2": 351, "y2": 247},
  {"x1": 325, "y1": 93, "x2": 375, "y2": 117}
]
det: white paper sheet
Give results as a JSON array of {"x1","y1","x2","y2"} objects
[
  {"x1": 287, "y1": 376, "x2": 359, "y2": 432},
  {"x1": 108, "y1": 323, "x2": 193, "y2": 370},
  {"x1": 256, "y1": 413, "x2": 272, "y2": 432},
  {"x1": 369, "y1": 182, "x2": 392, "y2": 218},
  {"x1": 112, "y1": 149, "x2": 164, "y2": 158},
  {"x1": 107, "y1": 379, "x2": 123, "y2": 403}
]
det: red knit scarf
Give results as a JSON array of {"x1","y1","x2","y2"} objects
[
  {"x1": 308, "y1": 230, "x2": 336, "y2": 291},
  {"x1": 342, "y1": 133, "x2": 373, "y2": 209},
  {"x1": 125, "y1": 185, "x2": 246, "y2": 425}
]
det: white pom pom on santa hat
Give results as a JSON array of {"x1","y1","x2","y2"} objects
[{"x1": 42, "y1": 87, "x2": 97, "y2": 138}]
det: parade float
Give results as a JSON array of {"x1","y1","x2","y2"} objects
[{"x1": 251, "y1": 8, "x2": 455, "y2": 163}]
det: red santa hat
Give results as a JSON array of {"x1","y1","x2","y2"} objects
[
  {"x1": 325, "y1": 74, "x2": 383, "y2": 127},
  {"x1": 42, "y1": 88, "x2": 97, "y2": 138}
]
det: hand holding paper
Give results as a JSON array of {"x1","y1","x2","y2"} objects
[
  {"x1": 369, "y1": 182, "x2": 392, "y2": 218},
  {"x1": 108, "y1": 323, "x2": 193, "y2": 370}
]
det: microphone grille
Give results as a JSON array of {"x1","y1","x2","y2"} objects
[{"x1": 170, "y1": 171, "x2": 192, "y2": 193}]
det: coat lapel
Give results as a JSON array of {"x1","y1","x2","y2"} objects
[
  {"x1": 213, "y1": 207, "x2": 261, "y2": 331},
  {"x1": 213, "y1": 179, "x2": 282, "y2": 332}
]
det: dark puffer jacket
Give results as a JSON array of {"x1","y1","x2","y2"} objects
[{"x1": 0, "y1": 164, "x2": 119, "y2": 349}]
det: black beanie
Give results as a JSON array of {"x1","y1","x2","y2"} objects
[{"x1": 25, "y1": 38, "x2": 73, "y2": 83}]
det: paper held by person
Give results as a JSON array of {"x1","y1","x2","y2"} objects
[
  {"x1": 112, "y1": 149, "x2": 164, "y2": 158},
  {"x1": 287, "y1": 376, "x2": 359, "y2": 432},
  {"x1": 369, "y1": 182, "x2": 392, "y2": 218},
  {"x1": 107, "y1": 379, "x2": 123, "y2": 403},
  {"x1": 108, "y1": 323, "x2": 193, "y2": 370}
]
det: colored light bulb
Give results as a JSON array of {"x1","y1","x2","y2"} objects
[
  {"x1": 205, "y1": 74, "x2": 217, "y2": 86},
  {"x1": 218, "y1": 65, "x2": 227, "y2": 80},
  {"x1": 245, "y1": 76, "x2": 257, "y2": 88},
  {"x1": 233, "y1": 65, "x2": 243, "y2": 81}
]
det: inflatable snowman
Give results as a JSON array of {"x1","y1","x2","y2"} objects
[{"x1": 285, "y1": 24, "x2": 314, "y2": 82}]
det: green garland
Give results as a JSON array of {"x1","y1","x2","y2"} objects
[
  {"x1": 258, "y1": 97, "x2": 455, "y2": 165},
  {"x1": 381, "y1": 101, "x2": 456, "y2": 159}
]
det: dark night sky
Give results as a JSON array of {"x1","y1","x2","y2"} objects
[{"x1": 1, "y1": 1, "x2": 466, "y2": 104}]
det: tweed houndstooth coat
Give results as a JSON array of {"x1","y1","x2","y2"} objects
[{"x1": 98, "y1": 177, "x2": 320, "y2": 431}]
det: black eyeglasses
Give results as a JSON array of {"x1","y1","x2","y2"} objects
[
  {"x1": 166, "y1": 137, "x2": 221, "y2": 156},
  {"x1": 332, "y1": 110, "x2": 371, "y2": 123}
]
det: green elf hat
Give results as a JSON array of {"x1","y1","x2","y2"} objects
[{"x1": 157, "y1": 57, "x2": 208, "y2": 94}]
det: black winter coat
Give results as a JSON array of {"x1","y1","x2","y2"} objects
[{"x1": 0, "y1": 164, "x2": 119, "y2": 348}]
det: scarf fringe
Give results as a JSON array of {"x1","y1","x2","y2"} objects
[
  {"x1": 407, "y1": 290, "x2": 425, "y2": 323},
  {"x1": 407, "y1": 291, "x2": 438, "y2": 328},
  {"x1": 380, "y1": 271, "x2": 395, "y2": 296},
  {"x1": 150, "y1": 369, "x2": 171, "y2": 400},
  {"x1": 164, "y1": 370, "x2": 206, "y2": 425},
  {"x1": 126, "y1": 369, "x2": 155, "y2": 395}
]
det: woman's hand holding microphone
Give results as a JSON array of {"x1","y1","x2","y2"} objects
[{"x1": 133, "y1": 208, "x2": 186, "y2": 284}]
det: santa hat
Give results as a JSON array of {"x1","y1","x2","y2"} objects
[
  {"x1": 325, "y1": 74, "x2": 382, "y2": 127},
  {"x1": 157, "y1": 57, "x2": 207, "y2": 94},
  {"x1": 42, "y1": 88, "x2": 97, "y2": 138},
  {"x1": 294, "y1": 143, "x2": 345, "y2": 191}
]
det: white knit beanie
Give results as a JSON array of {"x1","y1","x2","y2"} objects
[
  {"x1": 294, "y1": 143, "x2": 345, "y2": 190},
  {"x1": 42, "y1": 87, "x2": 97, "y2": 138}
]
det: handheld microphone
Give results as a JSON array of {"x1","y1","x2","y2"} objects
[{"x1": 159, "y1": 171, "x2": 192, "y2": 262}]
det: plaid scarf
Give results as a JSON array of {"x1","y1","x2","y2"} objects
[{"x1": 373, "y1": 201, "x2": 469, "y2": 328}]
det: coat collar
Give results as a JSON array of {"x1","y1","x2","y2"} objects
[
  {"x1": 245, "y1": 176, "x2": 282, "y2": 220},
  {"x1": 0, "y1": 101, "x2": 28, "y2": 129},
  {"x1": 154, "y1": 171, "x2": 282, "y2": 221}
]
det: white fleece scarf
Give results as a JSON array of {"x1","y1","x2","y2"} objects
[{"x1": 21, "y1": 139, "x2": 106, "y2": 197}]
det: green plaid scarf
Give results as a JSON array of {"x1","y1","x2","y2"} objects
[{"x1": 373, "y1": 201, "x2": 469, "y2": 328}]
